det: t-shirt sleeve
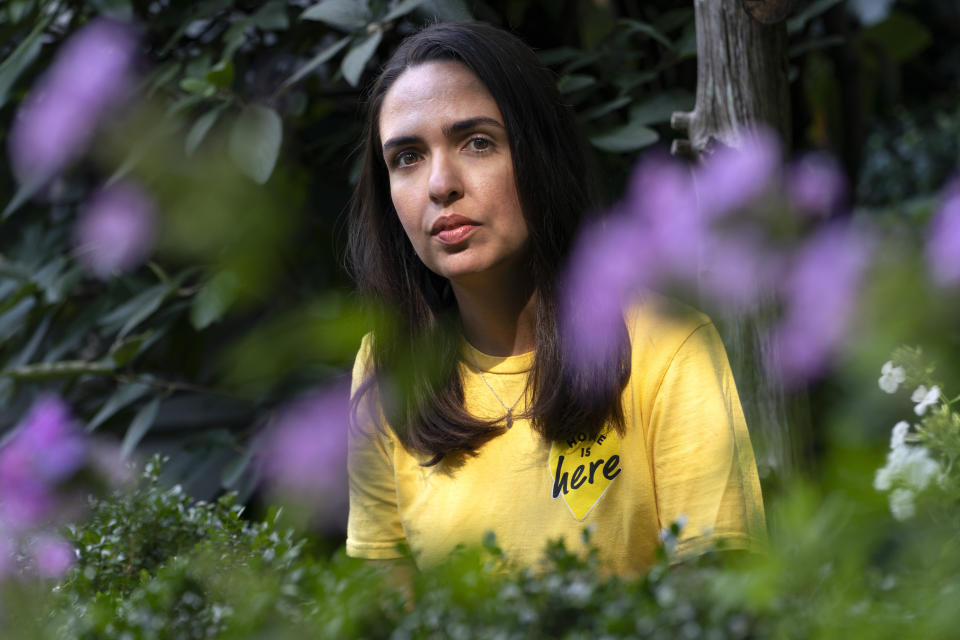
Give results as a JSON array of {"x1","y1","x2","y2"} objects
[
  {"x1": 647, "y1": 321, "x2": 767, "y2": 560},
  {"x1": 345, "y1": 334, "x2": 408, "y2": 560}
]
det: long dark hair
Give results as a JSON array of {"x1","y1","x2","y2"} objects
[{"x1": 347, "y1": 21, "x2": 631, "y2": 464}]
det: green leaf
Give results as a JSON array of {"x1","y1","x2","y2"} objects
[
  {"x1": 557, "y1": 74, "x2": 596, "y2": 94},
  {"x1": 190, "y1": 270, "x2": 240, "y2": 330},
  {"x1": 629, "y1": 89, "x2": 695, "y2": 126},
  {"x1": 8, "y1": 315, "x2": 49, "y2": 368},
  {"x1": 341, "y1": 29, "x2": 382, "y2": 87},
  {"x1": 3, "y1": 173, "x2": 47, "y2": 220},
  {"x1": 185, "y1": 104, "x2": 228, "y2": 156},
  {"x1": 417, "y1": 0, "x2": 471, "y2": 20},
  {"x1": 252, "y1": 0, "x2": 289, "y2": 30},
  {"x1": 537, "y1": 47, "x2": 583, "y2": 67},
  {"x1": 122, "y1": 397, "x2": 161, "y2": 458},
  {"x1": 205, "y1": 59, "x2": 234, "y2": 88},
  {"x1": 589, "y1": 121, "x2": 659, "y2": 153},
  {"x1": 88, "y1": 0, "x2": 133, "y2": 20},
  {"x1": 279, "y1": 35, "x2": 351, "y2": 92},
  {"x1": 618, "y1": 19, "x2": 674, "y2": 50},
  {"x1": 99, "y1": 283, "x2": 173, "y2": 335},
  {"x1": 0, "y1": 297, "x2": 34, "y2": 342},
  {"x1": 787, "y1": 0, "x2": 843, "y2": 34},
  {"x1": 859, "y1": 13, "x2": 932, "y2": 62},
  {"x1": 228, "y1": 104, "x2": 283, "y2": 184},
  {"x1": 109, "y1": 332, "x2": 152, "y2": 367},
  {"x1": 180, "y1": 77, "x2": 216, "y2": 96},
  {"x1": 301, "y1": 0, "x2": 369, "y2": 30},
  {"x1": 221, "y1": 447, "x2": 254, "y2": 489},
  {"x1": 0, "y1": 11, "x2": 50, "y2": 109},
  {"x1": 382, "y1": 0, "x2": 427, "y2": 22},
  {"x1": 579, "y1": 96, "x2": 632, "y2": 122},
  {"x1": 87, "y1": 382, "x2": 152, "y2": 432}
]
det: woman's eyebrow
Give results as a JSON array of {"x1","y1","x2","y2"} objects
[{"x1": 382, "y1": 116, "x2": 505, "y2": 154}]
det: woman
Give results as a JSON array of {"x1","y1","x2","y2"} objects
[{"x1": 346, "y1": 22, "x2": 765, "y2": 574}]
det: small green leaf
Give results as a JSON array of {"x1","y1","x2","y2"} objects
[
  {"x1": 99, "y1": 283, "x2": 172, "y2": 330},
  {"x1": 301, "y1": 0, "x2": 369, "y2": 30},
  {"x1": 579, "y1": 96, "x2": 632, "y2": 122},
  {"x1": 382, "y1": 0, "x2": 427, "y2": 22},
  {"x1": 205, "y1": 59, "x2": 234, "y2": 88},
  {"x1": 619, "y1": 19, "x2": 674, "y2": 49},
  {"x1": 629, "y1": 89, "x2": 695, "y2": 126},
  {"x1": 190, "y1": 270, "x2": 240, "y2": 330},
  {"x1": 109, "y1": 332, "x2": 152, "y2": 367},
  {"x1": 118, "y1": 284, "x2": 173, "y2": 339},
  {"x1": 589, "y1": 121, "x2": 659, "y2": 153},
  {"x1": 0, "y1": 11, "x2": 51, "y2": 109},
  {"x1": 787, "y1": 0, "x2": 843, "y2": 34},
  {"x1": 557, "y1": 74, "x2": 596, "y2": 94},
  {"x1": 87, "y1": 382, "x2": 152, "y2": 432},
  {"x1": 88, "y1": 0, "x2": 133, "y2": 20},
  {"x1": 252, "y1": 0, "x2": 289, "y2": 30},
  {"x1": 859, "y1": 12, "x2": 932, "y2": 62},
  {"x1": 221, "y1": 448, "x2": 254, "y2": 489},
  {"x1": 122, "y1": 397, "x2": 162, "y2": 458},
  {"x1": 180, "y1": 77, "x2": 216, "y2": 96},
  {"x1": 185, "y1": 104, "x2": 228, "y2": 156},
  {"x1": 228, "y1": 104, "x2": 283, "y2": 184},
  {"x1": 279, "y1": 35, "x2": 351, "y2": 92},
  {"x1": 341, "y1": 29, "x2": 383, "y2": 87}
]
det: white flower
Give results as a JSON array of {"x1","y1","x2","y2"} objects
[
  {"x1": 874, "y1": 443, "x2": 942, "y2": 494},
  {"x1": 878, "y1": 361, "x2": 906, "y2": 394},
  {"x1": 911, "y1": 385, "x2": 941, "y2": 416},
  {"x1": 890, "y1": 420, "x2": 910, "y2": 450},
  {"x1": 888, "y1": 488, "x2": 916, "y2": 521}
]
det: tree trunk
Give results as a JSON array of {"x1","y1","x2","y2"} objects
[{"x1": 671, "y1": 0, "x2": 807, "y2": 483}]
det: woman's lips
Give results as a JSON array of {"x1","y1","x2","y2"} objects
[
  {"x1": 431, "y1": 214, "x2": 480, "y2": 245},
  {"x1": 435, "y1": 224, "x2": 478, "y2": 245}
]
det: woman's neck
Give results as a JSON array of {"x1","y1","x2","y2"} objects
[{"x1": 452, "y1": 274, "x2": 537, "y2": 357}]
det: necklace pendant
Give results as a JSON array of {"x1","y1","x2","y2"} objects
[{"x1": 506, "y1": 410, "x2": 513, "y2": 429}]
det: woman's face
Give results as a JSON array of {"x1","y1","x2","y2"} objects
[{"x1": 378, "y1": 61, "x2": 529, "y2": 286}]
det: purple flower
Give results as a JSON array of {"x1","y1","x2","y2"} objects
[
  {"x1": 7, "y1": 18, "x2": 138, "y2": 185},
  {"x1": 74, "y1": 180, "x2": 156, "y2": 278},
  {"x1": 562, "y1": 213, "x2": 650, "y2": 367},
  {"x1": 259, "y1": 383, "x2": 351, "y2": 518},
  {"x1": 0, "y1": 395, "x2": 86, "y2": 530},
  {"x1": 771, "y1": 224, "x2": 872, "y2": 385},
  {"x1": 695, "y1": 128, "x2": 782, "y2": 219},
  {"x1": 926, "y1": 179, "x2": 960, "y2": 287},
  {"x1": 626, "y1": 154, "x2": 702, "y2": 281},
  {"x1": 698, "y1": 231, "x2": 782, "y2": 311},
  {"x1": 787, "y1": 152, "x2": 846, "y2": 217},
  {"x1": 31, "y1": 534, "x2": 76, "y2": 579}
]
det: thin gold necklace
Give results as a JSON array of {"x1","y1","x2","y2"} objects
[{"x1": 466, "y1": 346, "x2": 525, "y2": 428}]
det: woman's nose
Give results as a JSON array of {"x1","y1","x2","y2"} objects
[{"x1": 428, "y1": 153, "x2": 463, "y2": 206}]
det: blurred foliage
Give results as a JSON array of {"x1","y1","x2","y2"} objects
[
  {"x1": 1, "y1": 454, "x2": 959, "y2": 638},
  {"x1": 0, "y1": 0, "x2": 957, "y2": 525}
]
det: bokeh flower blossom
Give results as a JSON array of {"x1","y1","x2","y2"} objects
[
  {"x1": 694, "y1": 128, "x2": 782, "y2": 220},
  {"x1": 874, "y1": 419, "x2": 941, "y2": 522},
  {"x1": 7, "y1": 18, "x2": 138, "y2": 186},
  {"x1": 771, "y1": 224, "x2": 872, "y2": 385},
  {"x1": 926, "y1": 180, "x2": 960, "y2": 287},
  {"x1": 259, "y1": 383, "x2": 351, "y2": 520},
  {"x1": 878, "y1": 361, "x2": 906, "y2": 394},
  {"x1": 910, "y1": 385, "x2": 940, "y2": 416},
  {"x1": 31, "y1": 533, "x2": 76, "y2": 579},
  {"x1": 0, "y1": 395, "x2": 86, "y2": 531},
  {"x1": 74, "y1": 180, "x2": 157, "y2": 278},
  {"x1": 787, "y1": 152, "x2": 846, "y2": 217}
]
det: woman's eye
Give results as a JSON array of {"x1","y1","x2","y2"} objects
[
  {"x1": 467, "y1": 137, "x2": 492, "y2": 152},
  {"x1": 395, "y1": 151, "x2": 419, "y2": 167}
]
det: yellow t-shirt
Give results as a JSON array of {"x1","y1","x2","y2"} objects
[{"x1": 346, "y1": 293, "x2": 766, "y2": 574}]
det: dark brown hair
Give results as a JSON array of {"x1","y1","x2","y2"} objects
[{"x1": 347, "y1": 21, "x2": 631, "y2": 464}]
